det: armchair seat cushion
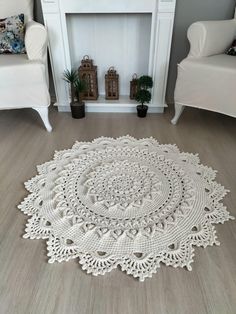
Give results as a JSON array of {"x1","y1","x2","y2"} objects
[
  {"x1": 0, "y1": 54, "x2": 50, "y2": 109},
  {"x1": 175, "y1": 54, "x2": 236, "y2": 118}
]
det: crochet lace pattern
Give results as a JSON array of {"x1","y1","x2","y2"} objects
[{"x1": 18, "y1": 136, "x2": 234, "y2": 281}]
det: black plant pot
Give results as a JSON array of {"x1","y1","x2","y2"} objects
[
  {"x1": 137, "y1": 105, "x2": 148, "y2": 118},
  {"x1": 70, "y1": 102, "x2": 85, "y2": 119}
]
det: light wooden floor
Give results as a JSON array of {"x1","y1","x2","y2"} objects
[{"x1": 0, "y1": 106, "x2": 235, "y2": 314}]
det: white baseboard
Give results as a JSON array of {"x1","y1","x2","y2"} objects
[
  {"x1": 53, "y1": 95, "x2": 166, "y2": 113},
  {"x1": 56, "y1": 104, "x2": 165, "y2": 113}
]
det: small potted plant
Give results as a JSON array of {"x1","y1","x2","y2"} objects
[
  {"x1": 63, "y1": 69, "x2": 87, "y2": 119},
  {"x1": 135, "y1": 75, "x2": 153, "y2": 118}
]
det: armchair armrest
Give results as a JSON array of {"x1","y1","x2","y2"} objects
[
  {"x1": 187, "y1": 20, "x2": 236, "y2": 58},
  {"x1": 25, "y1": 21, "x2": 48, "y2": 62}
]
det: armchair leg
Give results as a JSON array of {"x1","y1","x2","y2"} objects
[
  {"x1": 33, "y1": 107, "x2": 52, "y2": 132},
  {"x1": 171, "y1": 103, "x2": 185, "y2": 125}
]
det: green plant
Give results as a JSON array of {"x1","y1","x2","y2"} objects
[
  {"x1": 135, "y1": 75, "x2": 153, "y2": 108},
  {"x1": 63, "y1": 69, "x2": 78, "y2": 103},
  {"x1": 74, "y1": 79, "x2": 87, "y2": 103},
  {"x1": 63, "y1": 69, "x2": 87, "y2": 104}
]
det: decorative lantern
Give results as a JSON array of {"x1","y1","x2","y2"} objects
[
  {"x1": 130, "y1": 73, "x2": 139, "y2": 100},
  {"x1": 78, "y1": 55, "x2": 98, "y2": 100},
  {"x1": 105, "y1": 67, "x2": 119, "y2": 100}
]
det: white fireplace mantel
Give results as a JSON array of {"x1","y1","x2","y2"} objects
[{"x1": 41, "y1": 0, "x2": 176, "y2": 113}]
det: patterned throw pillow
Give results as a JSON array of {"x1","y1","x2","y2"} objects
[
  {"x1": 0, "y1": 14, "x2": 25, "y2": 54},
  {"x1": 226, "y1": 40, "x2": 236, "y2": 56}
]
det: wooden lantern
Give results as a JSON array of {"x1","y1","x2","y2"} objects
[
  {"x1": 78, "y1": 55, "x2": 98, "y2": 100},
  {"x1": 130, "y1": 73, "x2": 139, "y2": 100},
  {"x1": 105, "y1": 67, "x2": 119, "y2": 100}
]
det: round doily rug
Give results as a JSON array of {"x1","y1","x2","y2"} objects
[{"x1": 18, "y1": 136, "x2": 234, "y2": 281}]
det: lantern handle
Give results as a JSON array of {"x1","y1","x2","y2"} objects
[
  {"x1": 132, "y1": 73, "x2": 138, "y2": 80},
  {"x1": 109, "y1": 66, "x2": 115, "y2": 72},
  {"x1": 83, "y1": 55, "x2": 90, "y2": 60}
]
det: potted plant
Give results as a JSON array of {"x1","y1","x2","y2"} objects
[
  {"x1": 135, "y1": 75, "x2": 153, "y2": 118},
  {"x1": 63, "y1": 69, "x2": 87, "y2": 119}
]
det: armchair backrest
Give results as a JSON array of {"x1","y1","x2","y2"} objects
[
  {"x1": 0, "y1": 0, "x2": 33, "y2": 22},
  {"x1": 187, "y1": 19, "x2": 236, "y2": 58}
]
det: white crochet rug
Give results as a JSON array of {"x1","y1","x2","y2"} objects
[{"x1": 18, "y1": 136, "x2": 234, "y2": 281}]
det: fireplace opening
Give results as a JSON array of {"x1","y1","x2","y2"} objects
[{"x1": 66, "y1": 13, "x2": 152, "y2": 101}]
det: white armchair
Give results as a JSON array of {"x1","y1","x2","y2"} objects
[
  {"x1": 172, "y1": 17, "x2": 236, "y2": 124},
  {"x1": 0, "y1": 0, "x2": 52, "y2": 132}
]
